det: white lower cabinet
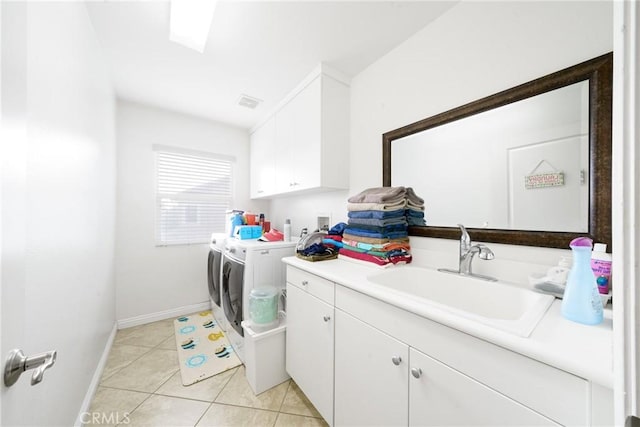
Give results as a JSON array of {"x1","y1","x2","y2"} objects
[
  {"x1": 285, "y1": 265, "x2": 612, "y2": 427},
  {"x1": 335, "y1": 309, "x2": 556, "y2": 427},
  {"x1": 408, "y1": 348, "x2": 557, "y2": 426},
  {"x1": 334, "y1": 309, "x2": 409, "y2": 426},
  {"x1": 285, "y1": 282, "x2": 334, "y2": 425}
]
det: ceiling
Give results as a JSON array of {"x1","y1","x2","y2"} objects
[{"x1": 86, "y1": 1, "x2": 456, "y2": 130}]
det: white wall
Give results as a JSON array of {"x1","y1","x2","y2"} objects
[
  {"x1": 116, "y1": 101, "x2": 268, "y2": 322},
  {"x1": 1, "y1": 2, "x2": 116, "y2": 425},
  {"x1": 271, "y1": 1, "x2": 613, "y2": 279}
]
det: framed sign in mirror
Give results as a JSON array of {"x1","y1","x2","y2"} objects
[{"x1": 382, "y1": 52, "x2": 612, "y2": 249}]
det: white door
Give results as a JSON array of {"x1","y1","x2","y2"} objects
[
  {"x1": 1, "y1": 2, "x2": 32, "y2": 424},
  {"x1": 1, "y1": 1, "x2": 5, "y2": 423},
  {"x1": 612, "y1": 1, "x2": 640, "y2": 423},
  {"x1": 334, "y1": 309, "x2": 409, "y2": 426},
  {"x1": 2, "y1": 3, "x2": 118, "y2": 425}
]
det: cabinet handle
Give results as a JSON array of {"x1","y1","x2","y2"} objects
[
  {"x1": 323, "y1": 315, "x2": 331, "y2": 322},
  {"x1": 391, "y1": 356, "x2": 402, "y2": 366},
  {"x1": 411, "y1": 367, "x2": 423, "y2": 379},
  {"x1": 301, "y1": 280, "x2": 308, "y2": 286},
  {"x1": 257, "y1": 190, "x2": 264, "y2": 194},
  {"x1": 260, "y1": 250, "x2": 269, "y2": 255}
]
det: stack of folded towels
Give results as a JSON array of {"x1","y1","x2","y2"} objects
[
  {"x1": 338, "y1": 186, "x2": 425, "y2": 268},
  {"x1": 404, "y1": 188, "x2": 427, "y2": 227}
]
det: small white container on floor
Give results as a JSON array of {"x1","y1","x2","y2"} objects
[{"x1": 241, "y1": 319, "x2": 290, "y2": 394}]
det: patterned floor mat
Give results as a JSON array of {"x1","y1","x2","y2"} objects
[{"x1": 174, "y1": 311, "x2": 241, "y2": 386}]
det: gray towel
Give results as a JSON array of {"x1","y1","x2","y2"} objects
[
  {"x1": 406, "y1": 203, "x2": 425, "y2": 212},
  {"x1": 348, "y1": 186, "x2": 406, "y2": 204},
  {"x1": 406, "y1": 187, "x2": 425, "y2": 206}
]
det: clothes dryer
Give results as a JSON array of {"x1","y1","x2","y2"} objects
[{"x1": 207, "y1": 233, "x2": 229, "y2": 332}]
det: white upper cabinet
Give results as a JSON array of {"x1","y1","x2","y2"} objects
[
  {"x1": 250, "y1": 65, "x2": 350, "y2": 198},
  {"x1": 275, "y1": 76, "x2": 322, "y2": 192},
  {"x1": 249, "y1": 116, "x2": 276, "y2": 198}
]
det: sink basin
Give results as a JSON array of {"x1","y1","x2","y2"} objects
[{"x1": 366, "y1": 266, "x2": 554, "y2": 337}]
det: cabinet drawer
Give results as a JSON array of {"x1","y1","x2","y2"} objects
[{"x1": 286, "y1": 266, "x2": 334, "y2": 304}]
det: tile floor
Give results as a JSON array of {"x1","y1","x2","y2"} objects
[{"x1": 88, "y1": 316, "x2": 327, "y2": 427}]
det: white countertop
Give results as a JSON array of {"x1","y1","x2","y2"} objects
[{"x1": 283, "y1": 256, "x2": 613, "y2": 388}]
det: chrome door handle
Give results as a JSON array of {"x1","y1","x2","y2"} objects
[
  {"x1": 391, "y1": 356, "x2": 402, "y2": 366},
  {"x1": 4, "y1": 349, "x2": 57, "y2": 386},
  {"x1": 411, "y1": 367, "x2": 423, "y2": 379}
]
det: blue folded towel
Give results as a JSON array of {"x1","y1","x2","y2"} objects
[
  {"x1": 405, "y1": 209, "x2": 425, "y2": 218},
  {"x1": 407, "y1": 217, "x2": 427, "y2": 226},
  {"x1": 344, "y1": 228, "x2": 408, "y2": 239},
  {"x1": 348, "y1": 217, "x2": 408, "y2": 228},
  {"x1": 348, "y1": 209, "x2": 405, "y2": 220},
  {"x1": 346, "y1": 223, "x2": 408, "y2": 233}
]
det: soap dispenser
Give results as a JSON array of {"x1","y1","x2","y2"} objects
[{"x1": 561, "y1": 237, "x2": 603, "y2": 325}]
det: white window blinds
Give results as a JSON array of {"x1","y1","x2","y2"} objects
[{"x1": 154, "y1": 146, "x2": 234, "y2": 245}]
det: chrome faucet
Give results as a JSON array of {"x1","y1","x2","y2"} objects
[{"x1": 439, "y1": 224, "x2": 497, "y2": 282}]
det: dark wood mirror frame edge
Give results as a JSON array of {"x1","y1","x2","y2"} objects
[{"x1": 382, "y1": 52, "x2": 612, "y2": 250}]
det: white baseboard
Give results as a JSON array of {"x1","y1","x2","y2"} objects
[
  {"x1": 74, "y1": 322, "x2": 118, "y2": 427},
  {"x1": 116, "y1": 301, "x2": 211, "y2": 330}
]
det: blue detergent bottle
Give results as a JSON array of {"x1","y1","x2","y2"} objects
[
  {"x1": 230, "y1": 213, "x2": 244, "y2": 237},
  {"x1": 561, "y1": 237, "x2": 603, "y2": 325}
]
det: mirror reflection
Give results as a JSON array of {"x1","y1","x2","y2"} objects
[
  {"x1": 391, "y1": 81, "x2": 589, "y2": 232},
  {"x1": 383, "y1": 52, "x2": 612, "y2": 249}
]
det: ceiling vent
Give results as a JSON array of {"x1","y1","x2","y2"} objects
[{"x1": 237, "y1": 94, "x2": 262, "y2": 110}]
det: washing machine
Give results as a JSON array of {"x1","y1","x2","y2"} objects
[
  {"x1": 221, "y1": 238, "x2": 297, "y2": 363},
  {"x1": 207, "y1": 233, "x2": 229, "y2": 332}
]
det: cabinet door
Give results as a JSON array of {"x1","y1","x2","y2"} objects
[
  {"x1": 335, "y1": 309, "x2": 409, "y2": 427},
  {"x1": 289, "y1": 77, "x2": 321, "y2": 191},
  {"x1": 274, "y1": 99, "x2": 295, "y2": 192},
  {"x1": 274, "y1": 77, "x2": 322, "y2": 193},
  {"x1": 250, "y1": 117, "x2": 276, "y2": 198},
  {"x1": 285, "y1": 283, "x2": 334, "y2": 425},
  {"x1": 408, "y1": 348, "x2": 558, "y2": 426}
]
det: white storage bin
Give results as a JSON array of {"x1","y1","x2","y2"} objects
[{"x1": 241, "y1": 319, "x2": 290, "y2": 394}]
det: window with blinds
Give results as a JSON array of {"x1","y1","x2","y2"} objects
[{"x1": 154, "y1": 145, "x2": 234, "y2": 245}]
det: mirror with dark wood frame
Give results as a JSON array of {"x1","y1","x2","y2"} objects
[{"x1": 382, "y1": 52, "x2": 612, "y2": 249}]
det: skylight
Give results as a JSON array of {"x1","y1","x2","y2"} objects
[{"x1": 169, "y1": 0, "x2": 217, "y2": 53}]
